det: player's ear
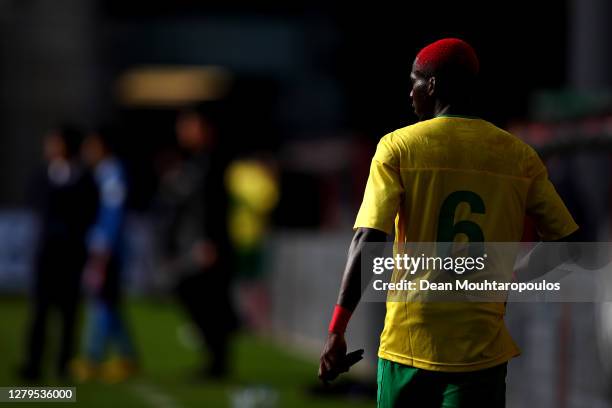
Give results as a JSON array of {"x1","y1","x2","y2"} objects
[{"x1": 427, "y1": 76, "x2": 436, "y2": 97}]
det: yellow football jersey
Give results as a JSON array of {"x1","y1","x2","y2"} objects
[{"x1": 354, "y1": 115, "x2": 578, "y2": 372}]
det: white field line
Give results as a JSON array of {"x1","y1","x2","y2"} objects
[{"x1": 130, "y1": 382, "x2": 182, "y2": 408}]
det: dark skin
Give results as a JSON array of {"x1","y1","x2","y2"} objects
[
  {"x1": 318, "y1": 227, "x2": 386, "y2": 383},
  {"x1": 409, "y1": 61, "x2": 478, "y2": 121},
  {"x1": 318, "y1": 60, "x2": 466, "y2": 383}
]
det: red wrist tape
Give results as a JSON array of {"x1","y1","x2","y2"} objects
[{"x1": 328, "y1": 304, "x2": 352, "y2": 334}]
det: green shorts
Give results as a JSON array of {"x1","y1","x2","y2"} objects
[{"x1": 377, "y1": 358, "x2": 507, "y2": 408}]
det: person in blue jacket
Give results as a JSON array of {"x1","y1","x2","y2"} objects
[{"x1": 72, "y1": 126, "x2": 138, "y2": 382}]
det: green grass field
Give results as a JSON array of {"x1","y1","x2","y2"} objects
[{"x1": 0, "y1": 297, "x2": 374, "y2": 408}]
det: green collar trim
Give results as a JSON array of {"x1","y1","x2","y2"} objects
[{"x1": 436, "y1": 113, "x2": 481, "y2": 119}]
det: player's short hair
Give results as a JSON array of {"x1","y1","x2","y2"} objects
[{"x1": 415, "y1": 38, "x2": 480, "y2": 80}]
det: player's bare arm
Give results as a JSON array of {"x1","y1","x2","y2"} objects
[{"x1": 318, "y1": 227, "x2": 387, "y2": 383}]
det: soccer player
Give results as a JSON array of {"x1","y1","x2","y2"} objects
[{"x1": 318, "y1": 38, "x2": 578, "y2": 407}]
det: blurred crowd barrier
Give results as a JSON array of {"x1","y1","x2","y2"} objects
[
  {"x1": 0, "y1": 211, "x2": 156, "y2": 294},
  {"x1": 0, "y1": 210, "x2": 37, "y2": 291}
]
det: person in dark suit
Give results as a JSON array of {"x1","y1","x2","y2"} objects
[
  {"x1": 157, "y1": 107, "x2": 236, "y2": 379},
  {"x1": 20, "y1": 124, "x2": 98, "y2": 381}
]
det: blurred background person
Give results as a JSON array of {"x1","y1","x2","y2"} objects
[
  {"x1": 20, "y1": 124, "x2": 98, "y2": 381},
  {"x1": 72, "y1": 126, "x2": 138, "y2": 383},
  {"x1": 156, "y1": 106, "x2": 236, "y2": 380},
  {"x1": 226, "y1": 154, "x2": 279, "y2": 333}
]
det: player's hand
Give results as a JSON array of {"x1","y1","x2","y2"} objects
[{"x1": 318, "y1": 332, "x2": 364, "y2": 384}]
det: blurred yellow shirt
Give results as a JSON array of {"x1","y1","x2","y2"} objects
[
  {"x1": 226, "y1": 160, "x2": 279, "y2": 249},
  {"x1": 354, "y1": 115, "x2": 578, "y2": 372}
]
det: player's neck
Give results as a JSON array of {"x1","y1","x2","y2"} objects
[{"x1": 434, "y1": 101, "x2": 478, "y2": 119}]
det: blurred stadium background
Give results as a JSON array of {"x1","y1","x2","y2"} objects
[{"x1": 0, "y1": 0, "x2": 612, "y2": 407}]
